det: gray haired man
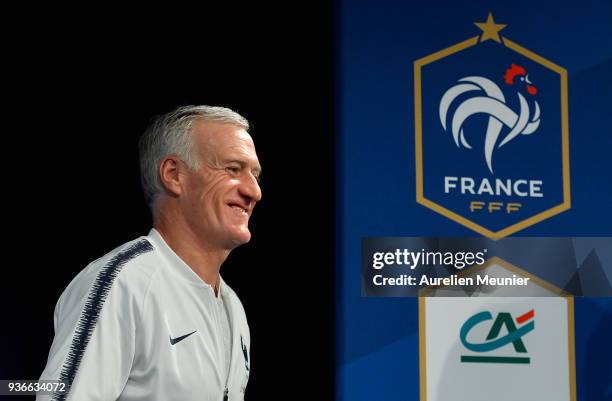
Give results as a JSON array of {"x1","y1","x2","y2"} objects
[{"x1": 38, "y1": 106, "x2": 262, "y2": 401}]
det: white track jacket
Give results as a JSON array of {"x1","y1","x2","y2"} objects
[{"x1": 38, "y1": 229, "x2": 251, "y2": 401}]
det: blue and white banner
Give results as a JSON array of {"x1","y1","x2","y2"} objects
[{"x1": 337, "y1": 1, "x2": 612, "y2": 400}]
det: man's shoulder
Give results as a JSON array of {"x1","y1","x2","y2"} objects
[
  {"x1": 82, "y1": 236, "x2": 159, "y2": 280},
  {"x1": 58, "y1": 235, "x2": 163, "y2": 307}
]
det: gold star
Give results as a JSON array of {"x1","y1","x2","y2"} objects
[{"x1": 474, "y1": 12, "x2": 507, "y2": 43}]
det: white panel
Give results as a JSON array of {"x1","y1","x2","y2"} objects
[{"x1": 424, "y1": 297, "x2": 572, "y2": 401}]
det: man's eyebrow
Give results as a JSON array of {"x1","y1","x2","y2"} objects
[{"x1": 225, "y1": 159, "x2": 262, "y2": 174}]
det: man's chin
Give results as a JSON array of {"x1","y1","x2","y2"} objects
[{"x1": 227, "y1": 230, "x2": 252, "y2": 249}]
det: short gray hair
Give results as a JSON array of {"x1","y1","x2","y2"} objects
[{"x1": 139, "y1": 105, "x2": 249, "y2": 209}]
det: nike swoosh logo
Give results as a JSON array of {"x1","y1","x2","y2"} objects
[{"x1": 170, "y1": 330, "x2": 197, "y2": 345}]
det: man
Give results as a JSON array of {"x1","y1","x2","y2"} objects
[{"x1": 38, "y1": 105, "x2": 262, "y2": 401}]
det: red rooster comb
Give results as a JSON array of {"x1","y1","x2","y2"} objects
[{"x1": 504, "y1": 63, "x2": 526, "y2": 85}]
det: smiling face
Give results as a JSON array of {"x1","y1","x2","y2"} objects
[{"x1": 180, "y1": 120, "x2": 262, "y2": 250}]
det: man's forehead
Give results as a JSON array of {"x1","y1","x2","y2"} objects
[{"x1": 192, "y1": 120, "x2": 260, "y2": 167}]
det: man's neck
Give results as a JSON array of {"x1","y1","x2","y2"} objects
[{"x1": 153, "y1": 213, "x2": 229, "y2": 296}]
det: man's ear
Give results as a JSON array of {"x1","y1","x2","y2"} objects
[{"x1": 159, "y1": 156, "x2": 184, "y2": 197}]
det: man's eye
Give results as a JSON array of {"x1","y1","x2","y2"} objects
[{"x1": 226, "y1": 166, "x2": 241, "y2": 174}]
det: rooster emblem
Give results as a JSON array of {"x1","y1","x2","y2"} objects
[{"x1": 439, "y1": 64, "x2": 541, "y2": 173}]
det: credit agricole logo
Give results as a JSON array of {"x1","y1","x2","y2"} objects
[
  {"x1": 460, "y1": 309, "x2": 535, "y2": 364},
  {"x1": 414, "y1": 13, "x2": 570, "y2": 239}
]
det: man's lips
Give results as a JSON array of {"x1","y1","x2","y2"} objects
[{"x1": 227, "y1": 202, "x2": 249, "y2": 215}]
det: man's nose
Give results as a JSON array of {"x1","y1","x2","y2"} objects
[{"x1": 239, "y1": 173, "x2": 262, "y2": 204}]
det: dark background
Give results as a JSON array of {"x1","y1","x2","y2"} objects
[{"x1": 3, "y1": 5, "x2": 334, "y2": 400}]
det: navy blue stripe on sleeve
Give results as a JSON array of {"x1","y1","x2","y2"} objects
[{"x1": 52, "y1": 239, "x2": 154, "y2": 401}]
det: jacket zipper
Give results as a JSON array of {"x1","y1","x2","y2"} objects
[{"x1": 217, "y1": 294, "x2": 229, "y2": 401}]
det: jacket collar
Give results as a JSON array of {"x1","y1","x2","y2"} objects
[{"x1": 147, "y1": 228, "x2": 227, "y2": 296}]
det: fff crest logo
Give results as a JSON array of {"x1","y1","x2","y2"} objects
[
  {"x1": 460, "y1": 308, "x2": 535, "y2": 364},
  {"x1": 414, "y1": 13, "x2": 570, "y2": 239}
]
